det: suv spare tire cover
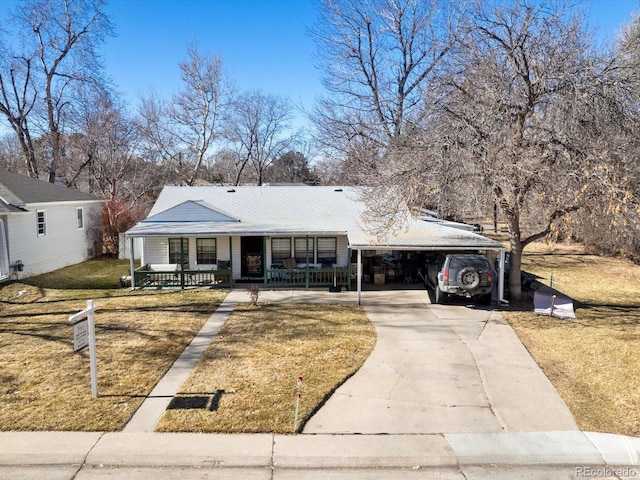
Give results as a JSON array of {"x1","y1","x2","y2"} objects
[{"x1": 457, "y1": 267, "x2": 480, "y2": 290}]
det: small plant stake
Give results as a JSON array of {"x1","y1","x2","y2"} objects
[
  {"x1": 69, "y1": 299, "x2": 98, "y2": 398},
  {"x1": 293, "y1": 376, "x2": 303, "y2": 432}
]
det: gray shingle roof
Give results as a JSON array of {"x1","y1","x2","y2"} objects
[
  {"x1": 127, "y1": 185, "x2": 503, "y2": 251},
  {"x1": 0, "y1": 169, "x2": 100, "y2": 207}
]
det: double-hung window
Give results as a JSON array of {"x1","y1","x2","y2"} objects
[
  {"x1": 196, "y1": 238, "x2": 216, "y2": 265},
  {"x1": 36, "y1": 210, "x2": 46, "y2": 236},
  {"x1": 168, "y1": 238, "x2": 189, "y2": 266},
  {"x1": 317, "y1": 237, "x2": 337, "y2": 266},
  {"x1": 271, "y1": 238, "x2": 291, "y2": 266},
  {"x1": 294, "y1": 237, "x2": 314, "y2": 264}
]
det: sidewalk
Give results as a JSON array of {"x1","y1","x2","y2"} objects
[{"x1": 0, "y1": 430, "x2": 638, "y2": 479}]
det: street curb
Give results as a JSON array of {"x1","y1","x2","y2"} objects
[{"x1": 1, "y1": 432, "x2": 639, "y2": 469}]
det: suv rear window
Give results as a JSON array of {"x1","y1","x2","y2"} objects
[{"x1": 449, "y1": 255, "x2": 488, "y2": 270}]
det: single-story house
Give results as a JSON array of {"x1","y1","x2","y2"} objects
[
  {"x1": 0, "y1": 169, "x2": 103, "y2": 281},
  {"x1": 125, "y1": 185, "x2": 506, "y2": 304}
]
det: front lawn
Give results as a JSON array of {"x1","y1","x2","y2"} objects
[
  {"x1": 503, "y1": 242, "x2": 640, "y2": 437},
  {"x1": 0, "y1": 259, "x2": 227, "y2": 431},
  {"x1": 156, "y1": 302, "x2": 376, "y2": 433}
]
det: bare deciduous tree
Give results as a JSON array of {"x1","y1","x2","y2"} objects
[
  {"x1": 435, "y1": 2, "x2": 616, "y2": 299},
  {"x1": 0, "y1": 0, "x2": 114, "y2": 182},
  {"x1": 311, "y1": 0, "x2": 462, "y2": 157},
  {"x1": 227, "y1": 91, "x2": 294, "y2": 185},
  {"x1": 138, "y1": 44, "x2": 232, "y2": 186}
]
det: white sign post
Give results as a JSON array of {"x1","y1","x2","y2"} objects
[{"x1": 69, "y1": 300, "x2": 98, "y2": 398}]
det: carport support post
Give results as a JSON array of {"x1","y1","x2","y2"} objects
[
  {"x1": 498, "y1": 249, "x2": 506, "y2": 303},
  {"x1": 357, "y1": 249, "x2": 362, "y2": 305},
  {"x1": 128, "y1": 236, "x2": 135, "y2": 291}
]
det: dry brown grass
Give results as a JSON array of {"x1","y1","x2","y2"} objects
[
  {"x1": 156, "y1": 303, "x2": 376, "y2": 434},
  {"x1": 503, "y1": 242, "x2": 640, "y2": 437},
  {"x1": 0, "y1": 271, "x2": 226, "y2": 431}
]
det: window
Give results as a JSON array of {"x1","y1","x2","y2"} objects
[
  {"x1": 271, "y1": 237, "x2": 291, "y2": 265},
  {"x1": 36, "y1": 210, "x2": 46, "y2": 236},
  {"x1": 76, "y1": 207, "x2": 84, "y2": 229},
  {"x1": 317, "y1": 237, "x2": 337, "y2": 266},
  {"x1": 196, "y1": 238, "x2": 216, "y2": 264},
  {"x1": 294, "y1": 237, "x2": 314, "y2": 263},
  {"x1": 168, "y1": 238, "x2": 189, "y2": 266}
]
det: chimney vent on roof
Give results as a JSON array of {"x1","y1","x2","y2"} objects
[
  {"x1": 227, "y1": 188, "x2": 236, "y2": 193},
  {"x1": 334, "y1": 188, "x2": 343, "y2": 192}
]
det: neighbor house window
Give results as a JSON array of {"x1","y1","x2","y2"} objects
[
  {"x1": 76, "y1": 207, "x2": 84, "y2": 229},
  {"x1": 168, "y1": 238, "x2": 189, "y2": 266},
  {"x1": 36, "y1": 210, "x2": 46, "y2": 236},
  {"x1": 317, "y1": 237, "x2": 337, "y2": 265},
  {"x1": 196, "y1": 238, "x2": 216, "y2": 264},
  {"x1": 271, "y1": 237, "x2": 291, "y2": 265},
  {"x1": 294, "y1": 237, "x2": 314, "y2": 263}
]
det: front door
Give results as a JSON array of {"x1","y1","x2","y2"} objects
[{"x1": 241, "y1": 236, "x2": 264, "y2": 278}]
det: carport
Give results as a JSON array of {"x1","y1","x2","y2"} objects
[{"x1": 347, "y1": 216, "x2": 506, "y2": 305}]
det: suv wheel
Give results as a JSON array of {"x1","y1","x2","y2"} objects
[{"x1": 457, "y1": 267, "x2": 480, "y2": 290}]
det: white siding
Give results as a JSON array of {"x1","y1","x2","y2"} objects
[
  {"x1": 6, "y1": 202, "x2": 102, "y2": 279},
  {"x1": 118, "y1": 234, "x2": 143, "y2": 260},
  {"x1": 336, "y1": 235, "x2": 349, "y2": 267},
  {"x1": 232, "y1": 236, "x2": 241, "y2": 279}
]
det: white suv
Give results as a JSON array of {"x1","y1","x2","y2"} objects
[{"x1": 426, "y1": 254, "x2": 493, "y2": 305}]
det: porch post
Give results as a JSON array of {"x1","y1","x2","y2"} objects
[
  {"x1": 263, "y1": 236, "x2": 268, "y2": 284},
  {"x1": 357, "y1": 248, "x2": 362, "y2": 305},
  {"x1": 180, "y1": 237, "x2": 185, "y2": 289},
  {"x1": 305, "y1": 235, "x2": 310, "y2": 288},
  {"x1": 129, "y1": 236, "x2": 135, "y2": 291},
  {"x1": 229, "y1": 237, "x2": 234, "y2": 286}
]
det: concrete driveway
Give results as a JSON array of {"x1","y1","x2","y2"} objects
[{"x1": 304, "y1": 289, "x2": 578, "y2": 434}]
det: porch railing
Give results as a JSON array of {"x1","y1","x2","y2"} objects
[
  {"x1": 134, "y1": 265, "x2": 233, "y2": 289},
  {"x1": 265, "y1": 266, "x2": 349, "y2": 288},
  {"x1": 133, "y1": 265, "x2": 350, "y2": 289}
]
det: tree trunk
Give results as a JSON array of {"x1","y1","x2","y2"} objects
[{"x1": 505, "y1": 208, "x2": 524, "y2": 301}]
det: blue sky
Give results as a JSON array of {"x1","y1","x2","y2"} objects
[
  {"x1": 1, "y1": 0, "x2": 640, "y2": 131},
  {"x1": 102, "y1": 0, "x2": 639, "y2": 128}
]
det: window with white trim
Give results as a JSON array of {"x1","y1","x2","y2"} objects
[
  {"x1": 294, "y1": 237, "x2": 314, "y2": 263},
  {"x1": 36, "y1": 210, "x2": 46, "y2": 236},
  {"x1": 317, "y1": 237, "x2": 337, "y2": 266},
  {"x1": 76, "y1": 207, "x2": 84, "y2": 229},
  {"x1": 271, "y1": 237, "x2": 291, "y2": 265},
  {"x1": 196, "y1": 238, "x2": 217, "y2": 264}
]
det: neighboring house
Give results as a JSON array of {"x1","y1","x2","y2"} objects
[
  {"x1": 125, "y1": 185, "x2": 507, "y2": 303},
  {"x1": 0, "y1": 169, "x2": 103, "y2": 282}
]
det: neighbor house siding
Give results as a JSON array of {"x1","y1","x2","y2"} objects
[{"x1": 6, "y1": 202, "x2": 101, "y2": 278}]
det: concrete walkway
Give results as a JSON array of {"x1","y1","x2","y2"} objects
[
  {"x1": 124, "y1": 297, "x2": 236, "y2": 432},
  {"x1": 304, "y1": 289, "x2": 577, "y2": 434}
]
